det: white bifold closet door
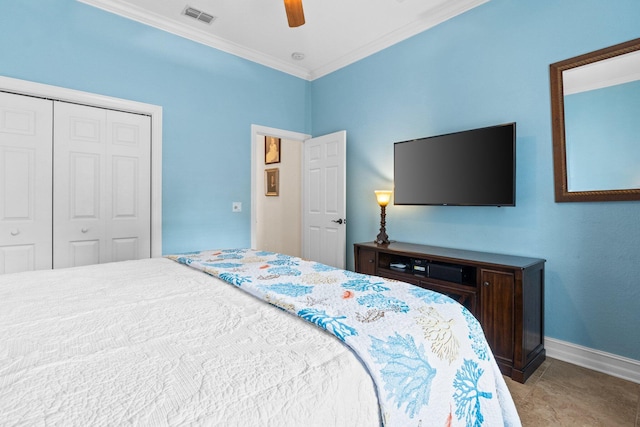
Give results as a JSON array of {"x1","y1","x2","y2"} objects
[
  {"x1": 0, "y1": 91, "x2": 151, "y2": 274},
  {"x1": 0, "y1": 92, "x2": 53, "y2": 273},
  {"x1": 53, "y1": 102, "x2": 151, "y2": 268}
]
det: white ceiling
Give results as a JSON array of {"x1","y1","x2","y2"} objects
[{"x1": 78, "y1": 0, "x2": 488, "y2": 81}]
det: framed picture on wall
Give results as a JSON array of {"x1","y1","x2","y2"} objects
[
  {"x1": 265, "y1": 168, "x2": 279, "y2": 196},
  {"x1": 265, "y1": 136, "x2": 281, "y2": 164}
]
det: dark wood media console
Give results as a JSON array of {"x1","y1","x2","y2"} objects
[{"x1": 354, "y1": 241, "x2": 545, "y2": 383}]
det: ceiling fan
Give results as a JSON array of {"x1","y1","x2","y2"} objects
[{"x1": 283, "y1": 0, "x2": 305, "y2": 27}]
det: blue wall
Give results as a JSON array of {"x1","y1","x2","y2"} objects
[
  {"x1": 0, "y1": 0, "x2": 309, "y2": 254},
  {"x1": 2, "y1": 0, "x2": 639, "y2": 362},
  {"x1": 311, "y1": 0, "x2": 640, "y2": 361}
]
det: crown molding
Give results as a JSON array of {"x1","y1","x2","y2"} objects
[
  {"x1": 78, "y1": 0, "x2": 489, "y2": 81},
  {"x1": 77, "y1": 0, "x2": 313, "y2": 80},
  {"x1": 309, "y1": 0, "x2": 490, "y2": 80}
]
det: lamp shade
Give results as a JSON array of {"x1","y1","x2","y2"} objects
[{"x1": 375, "y1": 190, "x2": 392, "y2": 207}]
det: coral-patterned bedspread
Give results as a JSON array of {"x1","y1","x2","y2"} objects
[{"x1": 169, "y1": 249, "x2": 521, "y2": 427}]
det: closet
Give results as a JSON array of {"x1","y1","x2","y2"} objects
[{"x1": 0, "y1": 90, "x2": 151, "y2": 274}]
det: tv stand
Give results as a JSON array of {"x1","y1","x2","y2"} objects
[{"x1": 354, "y1": 241, "x2": 545, "y2": 383}]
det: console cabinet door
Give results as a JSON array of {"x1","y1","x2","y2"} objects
[
  {"x1": 356, "y1": 247, "x2": 377, "y2": 276},
  {"x1": 480, "y1": 269, "x2": 515, "y2": 364}
]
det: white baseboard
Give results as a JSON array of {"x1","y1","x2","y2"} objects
[{"x1": 545, "y1": 337, "x2": 640, "y2": 384}]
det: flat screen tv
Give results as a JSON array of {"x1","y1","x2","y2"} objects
[{"x1": 394, "y1": 123, "x2": 516, "y2": 206}]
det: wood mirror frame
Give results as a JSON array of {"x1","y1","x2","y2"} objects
[{"x1": 550, "y1": 38, "x2": 640, "y2": 202}]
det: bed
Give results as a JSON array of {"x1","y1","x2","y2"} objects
[{"x1": 0, "y1": 249, "x2": 521, "y2": 426}]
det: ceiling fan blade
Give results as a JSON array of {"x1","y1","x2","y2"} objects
[{"x1": 283, "y1": 0, "x2": 305, "y2": 27}]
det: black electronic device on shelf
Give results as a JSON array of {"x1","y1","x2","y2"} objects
[
  {"x1": 429, "y1": 263, "x2": 465, "y2": 283},
  {"x1": 411, "y1": 258, "x2": 429, "y2": 274},
  {"x1": 408, "y1": 258, "x2": 469, "y2": 284}
]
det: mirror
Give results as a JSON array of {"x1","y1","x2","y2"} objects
[{"x1": 550, "y1": 38, "x2": 640, "y2": 202}]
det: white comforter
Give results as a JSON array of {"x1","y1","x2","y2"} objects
[{"x1": 0, "y1": 258, "x2": 380, "y2": 426}]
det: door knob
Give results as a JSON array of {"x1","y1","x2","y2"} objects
[
  {"x1": 10, "y1": 229, "x2": 20, "y2": 236},
  {"x1": 81, "y1": 228, "x2": 89, "y2": 233},
  {"x1": 331, "y1": 218, "x2": 345, "y2": 225}
]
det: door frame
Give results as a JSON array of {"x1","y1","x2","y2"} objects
[
  {"x1": 0, "y1": 75, "x2": 163, "y2": 257},
  {"x1": 250, "y1": 125, "x2": 310, "y2": 250}
]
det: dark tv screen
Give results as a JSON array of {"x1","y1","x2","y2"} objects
[{"x1": 394, "y1": 123, "x2": 516, "y2": 206}]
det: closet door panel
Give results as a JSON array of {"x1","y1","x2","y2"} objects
[
  {"x1": 112, "y1": 237, "x2": 138, "y2": 262},
  {"x1": 68, "y1": 240, "x2": 101, "y2": 267},
  {"x1": 107, "y1": 110, "x2": 151, "y2": 261},
  {"x1": 0, "y1": 92, "x2": 52, "y2": 273},
  {"x1": 53, "y1": 102, "x2": 107, "y2": 268},
  {"x1": 54, "y1": 102, "x2": 151, "y2": 268},
  {"x1": 0, "y1": 245, "x2": 36, "y2": 273},
  {"x1": 71, "y1": 153, "x2": 101, "y2": 218}
]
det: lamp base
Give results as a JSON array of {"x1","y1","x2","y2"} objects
[
  {"x1": 375, "y1": 231, "x2": 389, "y2": 245},
  {"x1": 375, "y1": 204, "x2": 389, "y2": 245}
]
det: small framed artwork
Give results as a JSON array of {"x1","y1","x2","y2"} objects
[
  {"x1": 265, "y1": 168, "x2": 279, "y2": 196},
  {"x1": 265, "y1": 136, "x2": 281, "y2": 164}
]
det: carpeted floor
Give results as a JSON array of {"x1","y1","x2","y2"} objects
[{"x1": 505, "y1": 358, "x2": 640, "y2": 426}]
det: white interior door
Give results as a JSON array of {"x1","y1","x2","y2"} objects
[
  {"x1": 0, "y1": 92, "x2": 53, "y2": 274},
  {"x1": 302, "y1": 130, "x2": 347, "y2": 268},
  {"x1": 53, "y1": 102, "x2": 151, "y2": 268}
]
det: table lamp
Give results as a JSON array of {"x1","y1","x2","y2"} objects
[{"x1": 374, "y1": 190, "x2": 392, "y2": 244}]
